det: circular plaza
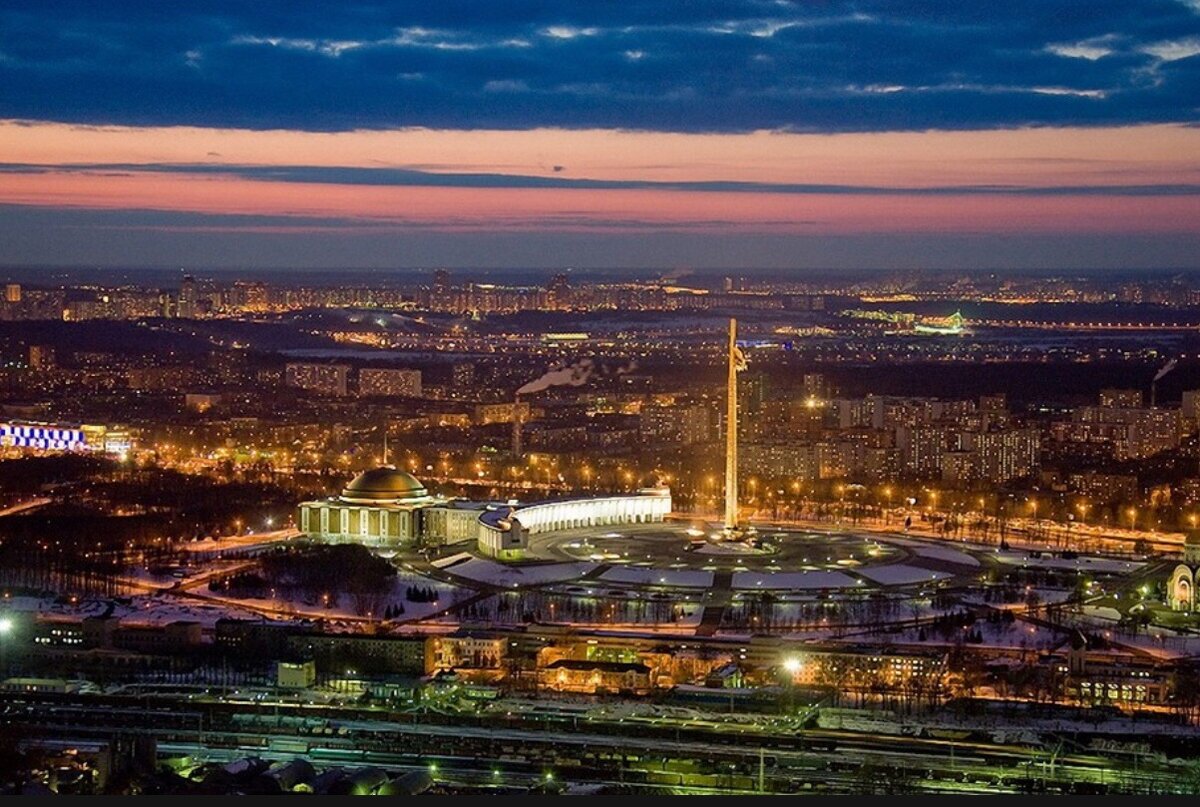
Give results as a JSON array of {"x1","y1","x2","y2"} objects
[{"x1": 433, "y1": 521, "x2": 987, "y2": 596}]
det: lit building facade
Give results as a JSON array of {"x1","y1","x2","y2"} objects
[
  {"x1": 297, "y1": 468, "x2": 474, "y2": 546},
  {"x1": 285, "y1": 362, "x2": 351, "y2": 397},
  {"x1": 358, "y1": 368, "x2": 422, "y2": 398},
  {"x1": 973, "y1": 428, "x2": 1040, "y2": 482},
  {"x1": 0, "y1": 422, "x2": 89, "y2": 451},
  {"x1": 299, "y1": 467, "x2": 673, "y2": 561},
  {"x1": 476, "y1": 488, "x2": 672, "y2": 561},
  {"x1": 0, "y1": 421, "x2": 126, "y2": 455}
]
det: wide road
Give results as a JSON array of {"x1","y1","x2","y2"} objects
[{"x1": 0, "y1": 497, "x2": 52, "y2": 517}]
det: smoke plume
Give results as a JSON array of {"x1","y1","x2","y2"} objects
[
  {"x1": 517, "y1": 359, "x2": 594, "y2": 395},
  {"x1": 1154, "y1": 358, "x2": 1178, "y2": 383}
]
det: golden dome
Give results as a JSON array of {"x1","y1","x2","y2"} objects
[{"x1": 341, "y1": 467, "x2": 428, "y2": 502}]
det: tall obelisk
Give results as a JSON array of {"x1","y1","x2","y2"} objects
[{"x1": 724, "y1": 317, "x2": 740, "y2": 533}]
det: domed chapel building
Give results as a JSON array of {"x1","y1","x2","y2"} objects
[{"x1": 1167, "y1": 533, "x2": 1200, "y2": 611}]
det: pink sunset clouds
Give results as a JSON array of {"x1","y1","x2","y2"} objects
[{"x1": 0, "y1": 120, "x2": 1198, "y2": 236}]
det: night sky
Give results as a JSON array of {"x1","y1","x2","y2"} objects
[{"x1": 1, "y1": 1, "x2": 1199, "y2": 271}]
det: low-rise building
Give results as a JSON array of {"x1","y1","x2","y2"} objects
[
  {"x1": 539, "y1": 658, "x2": 652, "y2": 695},
  {"x1": 277, "y1": 660, "x2": 317, "y2": 689}
]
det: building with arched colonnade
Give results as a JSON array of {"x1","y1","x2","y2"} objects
[
  {"x1": 477, "y1": 488, "x2": 673, "y2": 560},
  {"x1": 298, "y1": 467, "x2": 672, "y2": 561}
]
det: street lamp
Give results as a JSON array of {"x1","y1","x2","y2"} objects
[{"x1": 924, "y1": 489, "x2": 939, "y2": 524}]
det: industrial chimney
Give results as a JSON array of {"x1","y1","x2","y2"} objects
[{"x1": 511, "y1": 393, "x2": 523, "y2": 457}]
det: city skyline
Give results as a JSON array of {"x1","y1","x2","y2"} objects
[
  {"x1": 5, "y1": 268, "x2": 1200, "y2": 794},
  {"x1": 8, "y1": 1, "x2": 1200, "y2": 796},
  {"x1": 1, "y1": 1, "x2": 1199, "y2": 269}
]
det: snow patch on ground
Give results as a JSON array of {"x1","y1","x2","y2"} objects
[
  {"x1": 993, "y1": 552, "x2": 1143, "y2": 574},
  {"x1": 857, "y1": 565, "x2": 953, "y2": 586},
  {"x1": 431, "y1": 552, "x2": 473, "y2": 569},
  {"x1": 449, "y1": 558, "x2": 597, "y2": 587},
  {"x1": 695, "y1": 542, "x2": 764, "y2": 556},
  {"x1": 14, "y1": 594, "x2": 273, "y2": 629},
  {"x1": 907, "y1": 545, "x2": 980, "y2": 567},
  {"x1": 731, "y1": 570, "x2": 858, "y2": 590},
  {"x1": 599, "y1": 566, "x2": 714, "y2": 588}
]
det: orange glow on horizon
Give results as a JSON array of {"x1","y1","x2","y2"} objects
[
  {"x1": 2, "y1": 120, "x2": 1199, "y2": 189},
  {"x1": 1, "y1": 120, "x2": 1197, "y2": 236},
  {"x1": 0, "y1": 169, "x2": 1195, "y2": 234}
]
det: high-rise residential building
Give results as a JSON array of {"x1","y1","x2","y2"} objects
[
  {"x1": 452, "y1": 362, "x2": 476, "y2": 390},
  {"x1": 177, "y1": 275, "x2": 198, "y2": 319},
  {"x1": 546, "y1": 272, "x2": 572, "y2": 310},
  {"x1": 978, "y1": 394, "x2": 1010, "y2": 429},
  {"x1": 1071, "y1": 404, "x2": 1181, "y2": 460},
  {"x1": 285, "y1": 362, "x2": 351, "y2": 397},
  {"x1": 1068, "y1": 471, "x2": 1139, "y2": 505},
  {"x1": 230, "y1": 281, "x2": 269, "y2": 312},
  {"x1": 432, "y1": 269, "x2": 450, "y2": 298},
  {"x1": 639, "y1": 402, "x2": 711, "y2": 445},
  {"x1": 863, "y1": 446, "x2": 901, "y2": 482},
  {"x1": 897, "y1": 426, "x2": 946, "y2": 478},
  {"x1": 4, "y1": 283, "x2": 20, "y2": 303},
  {"x1": 1119, "y1": 408, "x2": 1181, "y2": 460},
  {"x1": 740, "y1": 442, "x2": 820, "y2": 480},
  {"x1": 941, "y1": 450, "x2": 977, "y2": 486},
  {"x1": 803, "y1": 373, "x2": 831, "y2": 401},
  {"x1": 979, "y1": 394, "x2": 1007, "y2": 413},
  {"x1": 1182, "y1": 390, "x2": 1200, "y2": 429},
  {"x1": 358, "y1": 368, "x2": 422, "y2": 398},
  {"x1": 740, "y1": 372, "x2": 768, "y2": 415},
  {"x1": 817, "y1": 440, "x2": 857, "y2": 479},
  {"x1": 833, "y1": 398, "x2": 869, "y2": 429},
  {"x1": 473, "y1": 401, "x2": 530, "y2": 425},
  {"x1": 1100, "y1": 388, "x2": 1143, "y2": 408},
  {"x1": 973, "y1": 429, "x2": 1040, "y2": 483},
  {"x1": 28, "y1": 345, "x2": 55, "y2": 370}
]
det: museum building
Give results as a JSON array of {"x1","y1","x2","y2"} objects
[{"x1": 298, "y1": 467, "x2": 671, "y2": 561}]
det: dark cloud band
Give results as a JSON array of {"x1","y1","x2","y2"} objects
[
  {"x1": 0, "y1": 0, "x2": 1198, "y2": 132},
  {"x1": 3, "y1": 162, "x2": 1198, "y2": 197}
]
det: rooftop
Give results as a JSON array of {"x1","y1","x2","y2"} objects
[{"x1": 340, "y1": 467, "x2": 429, "y2": 503}]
